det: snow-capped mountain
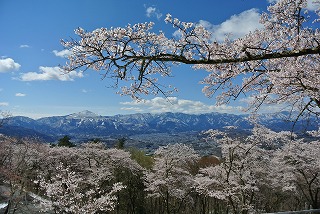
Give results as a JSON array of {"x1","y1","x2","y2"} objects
[{"x1": 1, "y1": 110, "x2": 317, "y2": 142}]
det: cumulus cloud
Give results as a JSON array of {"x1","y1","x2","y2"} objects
[
  {"x1": 20, "y1": 44, "x2": 30, "y2": 48},
  {"x1": 306, "y1": 0, "x2": 319, "y2": 11},
  {"x1": 53, "y1": 49, "x2": 72, "y2": 58},
  {"x1": 15, "y1": 93, "x2": 26, "y2": 97},
  {"x1": 146, "y1": 6, "x2": 162, "y2": 19},
  {"x1": 173, "y1": 30, "x2": 183, "y2": 39},
  {"x1": 0, "y1": 58, "x2": 21, "y2": 73},
  {"x1": 20, "y1": 66, "x2": 83, "y2": 81},
  {"x1": 198, "y1": 9, "x2": 263, "y2": 41},
  {"x1": 121, "y1": 107, "x2": 143, "y2": 112},
  {"x1": 239, "y1": 96, "x2": 289, "y2": 113},
  {"x1": 0, "y1": 102, "x2": 9, "y2": 106},
  {"x1": 121, "y1": 97, "x2": 243, "y2": 114}
]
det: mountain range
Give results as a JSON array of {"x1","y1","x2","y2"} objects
[{"x1": 1, "y1": 110, "x2": 317, "y2": 144}]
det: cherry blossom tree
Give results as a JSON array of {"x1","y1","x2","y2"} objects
[
  {"x1": 35, "y1": 142, "x2": 142, "y2": 213},
  {"x1": 37, "y1": 163, "x2": 125, "y2": 213},
  {"x1": 195, "y1": 129, "x2": 273, "y2": 214},
  {"x1": 61, "y1": 0, "x2": 319, "y2": 119},
  {"x1": 195, "y1": 125, "x2": 307, "y2": 213},
  {"x1": 0, "y1": 136, "x2": 49, "y2": 213},
  {"x1": 144, "y1": 143, "x2": 199, "y2": 214},
  {"x1": 272, "y1": 139, "x2": 320, "y2": 209}
]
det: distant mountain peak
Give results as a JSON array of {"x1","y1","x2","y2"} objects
[
  {"x1": 67, "y1": 110, "x2": 100, "y2": 119},
  {"x1": 2, "y1": 111, "x2": 318, "y2": 145}
]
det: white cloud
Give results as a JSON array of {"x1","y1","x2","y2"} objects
[
  {"x1": 239, "y1": 96, "x2": 256, "y2": 104},
  {"x1": 0, "y1": 102, "x2": 9, "y2": 106},
  {"x1": 173, "y1": 30, "x2": 183, "y2": 39},
  {"x1": 121, "y1": 107, "x2": 143, "y2": 112},
  {"x1": 306, "y1": 0, "x2": 318, "y2": 10},
  {"x1": 0, "y1": 58, "x2": 21, "y2": 73},
  {"x1": 20, "y1": 66, "x2": 83, "y2": 81},
  {"x1": 146, "y1": 6, "x2": 162, "y2": 20},
  {"x1": 146, "y1": 7, "x2": 155, "y2": 17},
  {"x1": 121, "y1": 97, "x2": 243, "y2": 114},
  {"x1": 239, "y1": 96, "x2": 289, "y2": 113},
  {"x1": 199, "y1": 9, "x2": 263, "y2": 42},
  {"x1": 53, "y1": 49, "x2": 72, "y2": 58},
  {"x1": 20, "y1": 44, "x2": 30, "y2": 48},
  {"x1": 15, "y1": 93, "x2": 26, "y2": 97}
]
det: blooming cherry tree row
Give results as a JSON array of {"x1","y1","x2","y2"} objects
[{"x1": 0, "y1": 130, "x2": 319, "y2": 213}]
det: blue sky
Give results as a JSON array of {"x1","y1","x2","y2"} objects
[{"x1": 0, "y1": 0, "x2": 317, "y2": 118}]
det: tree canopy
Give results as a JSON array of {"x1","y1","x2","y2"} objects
[
  {"x1": 61, "y1": 0, "x2": 320, "y2": 120},
  {"x1": 57, "y1": 135, "x2": 75, "y2": 147},
  {"x1": 1, "y1": 129, "x2": 320, "y2": 213}
]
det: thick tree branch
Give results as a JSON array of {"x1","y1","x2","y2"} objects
[{"x1": 126, "y1": 46, "x2": 320, "y2": 65}]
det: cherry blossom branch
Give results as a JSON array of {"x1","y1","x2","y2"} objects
[{"x1": 61, "y1": 0, "x2": 320, "y2": 122}]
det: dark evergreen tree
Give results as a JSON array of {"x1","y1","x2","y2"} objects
[{"x1": 57, "y1": 135, "x2": 75, "y2": 147}]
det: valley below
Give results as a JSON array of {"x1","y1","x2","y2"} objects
[{"x1": 0, "y1": 110, "x2": 317, "y2": 155}]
